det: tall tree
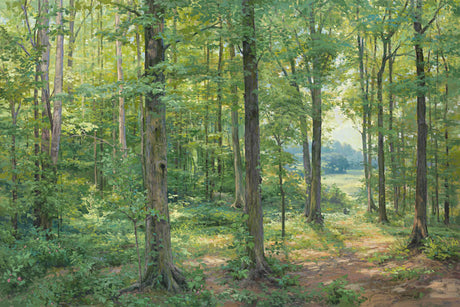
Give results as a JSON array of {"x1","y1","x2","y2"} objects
[
  {"x1": 142, "y1": 0, "x2": 185, "y2": 291},
  {"x1": 408, "y1": 0, "x2": 443, "y2": 247},
  {"x1": 115, "y1": 3, "x2": 127, "y2": 154},
  {"x1": 51, "y1": 0, "x2": 64, "y2": 167},
  {"x1": 229, "y1": 43, "x2": 245, "y2": 208},
  {"x1": 242, "y1": 0, "x2": 270, "y2": 279}
]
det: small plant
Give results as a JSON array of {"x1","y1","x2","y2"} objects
[
  {"x1": 384, "y1": 266, "x2": 434, "y2": 281},
  {"x1": 424, "y1": 236, "x2": 460, "y2": 261},
  {"x1": 223, "y1": 214, "x2": 252, "y2": 280},
  {"x1": 320, "y1": 276, "x2": 366, "y2": 306}
]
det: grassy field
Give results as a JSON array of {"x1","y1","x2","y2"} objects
[{"x1": 322, "y1": 169, "x2": 364, "y2": 197}]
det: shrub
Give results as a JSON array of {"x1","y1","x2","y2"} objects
[{"x1": 424, "y1": 236, "x2": 460, "y2": 261}]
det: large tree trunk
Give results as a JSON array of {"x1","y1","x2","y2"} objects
[
  {"x1": 409, "y1": 0, "x2": 429, "y2": 248},
  {"x1": 142, "y1": 0, "x2": 185, "y2": 292},
  {"x1": 115, "y1": 9, "x2": 127, "y2": 154},
  {"x1": 51, "y1": 0, "x2": 64, "y2": 167},
  {"x1": 230, "y1": 44, "x2": 244, "y2": 209},
  {"x1": 242, "y1": 0, "x2": 270, "y2": 279}
]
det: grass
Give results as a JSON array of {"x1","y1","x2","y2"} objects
[{"x1": 322, "y1": 169, "x2": 364, "y2": 196}]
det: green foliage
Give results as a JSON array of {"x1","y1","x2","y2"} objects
[
  {"x1": 0, "y1": 231, "x2": 69, "y2": 295},
  {"x1": 423, "y1": 235, "x2": 460, "y2": 261},
  {"x1": 223, "y1": 214, "x2": 252, "y2": 280},
  {"x1": 384, "y1": 266, "x2": 434, "y2": 281},
  {"x1": 319, "y1": 276, "x2": 366, "y2": 306}
]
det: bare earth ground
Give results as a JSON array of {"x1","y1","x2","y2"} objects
[{"x1": 198, "y1": 232, "x2": 460, "y2": 306}]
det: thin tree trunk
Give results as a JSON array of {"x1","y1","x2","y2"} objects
[
  {"x1": 388, "y1": 38, "x2": 399, "y2": 213},
  {"x1": 230, "y1": 44, "x2": 244, "y2": 209},
  {"x1": 51, "y1": 0, "x2": 64, "y2": 167},
  {"x1": 357, "y1": 32, "x2": 373, "y2": 213},
  {"x1": 275, "y1": 135, "x2": 286, "y2": 238},
  {"x1": 440, "y1": 52, "x2": 450, "y2": 225},
  {"x1": 242, "y1": 0, "x2": 270, "y2": 279},
  {"x1": 376, "y1": 37, "x2": 389, "y2": 223},
  {"x1": 115, "y1": 9, "x2": 127, "y2": 154},
  {"x1": 10, "y1": 99, "x2": 19, "y2": 232},
  {"x1": 36, "y1": 0, "x2": 51, "y2": 230},
  {"x1": 217, "y1": 25, "x2": 224, "y2": 193}
]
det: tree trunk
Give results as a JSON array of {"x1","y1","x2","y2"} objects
[
  {"x1": 35, "y1": 0, "x2": 52, "y2": 230},
  {"x1": 230, "y1": 44, "x2": 244, "y2": 209},
  {"x1": 275, "y1": 136, "x2": 286, "y2": 238},
  {"x1": 440, "y1": 53, "x2": 450, "y2": 225},
  {"x1": 242, "y1": 0, "x2": 270, "y2": 279},
  {"x1": 217, "y1": 27, "x2": 224, "y2": 193},
  {"x1": 409, "y1": 0, "x2": 429, "y2": 248},
  {"x1": 307, "y1": 86, "x2": 323, "y2": 224},
  {"x1": 142, "y1": 0, "x2": 185, "y2": 291},
  {"x1": 306, "y1": 8, "x2": 323, "y2": 225},
  {"x1": 357, "y1": 33, "x2": 374, "y2": 213},
  {"x1": 51, "y1": 0, "x2": 64, "y2": 167},
  {"x1": 300, "y1": 115, "x2": 312, "y2": 217},
  {"x1": 388, "y1": 38, "x2": 399, "y2": 213},
  {"x1": 10, "y1": 99, "x2": 19, "y2": 232},
  {"x1": 376, "y1": 39, "x2": 389, "y2": 223},
  {"x1": 115, "y1": 9, "x2": 127, "y2": 154}
]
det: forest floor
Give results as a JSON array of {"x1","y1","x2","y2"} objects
[{"x1": 195, "y1": 218, "x2": 460, "y2": 306}]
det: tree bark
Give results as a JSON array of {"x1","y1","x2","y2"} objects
[
  {"x1": 35, "y1": 0, "x2": 52, "y2": 230},
  {"x1": 242, "y1": 0, "x2": 270, "y2": 279},
  {"x1": 142, "y1": 0, "x2": 185, "y2": 291},
  {"x1": 230, "y1": 44, "x2": 244, "y2": 209},
  {"x1": 409, "y1": 0, "x2": 429, "y2": 248},
  {"x1": 51, "y1": 0, "x2": 64, "y2": 167},
  {"x1": 376, "y1": 38, "x2": 389, "y2": 223},
  {"x1": 115, "y1": 9, "x2": 127, "y2": 154}
]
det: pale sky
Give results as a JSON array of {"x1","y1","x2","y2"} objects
[{"x1": 328, "y1": 107, "x2": 362, "y2": 151}]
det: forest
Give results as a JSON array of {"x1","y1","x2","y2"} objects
[{"x1": 0, "y1": 0, "x2": 459, "y2": 306}]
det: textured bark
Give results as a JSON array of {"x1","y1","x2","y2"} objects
[
  {"x1": 440, "y1": 53, "x2": 450, "y2": 225},
  {"x1": 388, "y1": 39, "x2": 399, "y2": 213},
  {"x1": 242, "y1": 0, "x2": 270, "y2": 279},
  {"x1": 115, "y1": 10, "x2": 127, "y2": 154},
  {"x1": 357, "y1": 33, "x2": 374, "y2": 213},
  {"x1": 306, "y1": 8, "x2": 323, "y2": 225},
  {"x1": 34, "y1": 0, "x2": 52, "y2": 230},
  {"x1": 300, "y1": 115, "x2": 312, "y2": 218},
  {"x1": 275, "y1": 136, "x2": 286, "y2": 238},
  {"x1": 51, "y1": 0, "x2": 64, "y2": 167},
  {"x1": 217, "y1": 29, "x2": 224, "y2": 192},
  {"x1": 409, "y1": 0, "x2": 429, "y2": 248},
  {"x1": 230, "y1": 44, "x2": 245, "y2": 209},
  {"x1": 376, "y1": 39, "x2": 389, "y2": 223},
  {"x1": 307, "y1": 86, "x2": 323, "y2": 225},
  {"x1": 142, "y1": 0, "x2": 185, "y2": 292}
]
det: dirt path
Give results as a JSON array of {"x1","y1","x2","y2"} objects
[
  {"x1": 292, "y1": 234, "x2": 460, "y2": 306},
  {"x1": 200, "y1": 233, "x2": 460, "y2": 306}
]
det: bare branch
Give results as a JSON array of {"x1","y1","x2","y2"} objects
[{"x1": 21, "y1": 1, "x2": 35, "y2": 47}]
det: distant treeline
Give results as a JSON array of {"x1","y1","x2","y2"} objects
[{"x1": 286, "y1": 140, "x2": 363, "y2": 174}]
